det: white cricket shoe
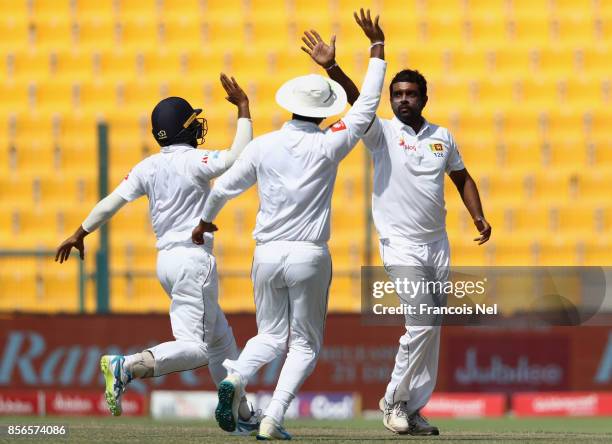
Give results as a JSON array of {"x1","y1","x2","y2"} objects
[
  {"x1": 256, "y1": 416, "x2": 292, "y2": 440},
  {"x1": 100, "y1": 355, "x2": 132, "y2": 416},
  {"x1": 379, "y1": 397, "x2": 410, "y2": 434},
  {"x1": 215, "y1": 374, "x2": 244, "y2": 432}
]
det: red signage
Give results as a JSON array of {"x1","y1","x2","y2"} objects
[
  {"x1": 0, "y1": 390, "x2": 39, "y2": 416},
  {"x1": 45, "y1": 390, "x2": 146, "y2": 416},
  {"x1": 513, "y1": 392, "x2": 612, "y2": 416},
  {"x1": 446, "y1": 334, "x2": 570, "y2": 392},
  {"x1": 0, "y1": 314, "x2": 611, "y2": 410},
  {"x1": 422, "y1": 393, "x2": 506, "y2": 417}
]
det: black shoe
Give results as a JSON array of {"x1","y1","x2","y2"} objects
[{"x1": 408, "y1": 410, "x2": 439, "y2": 436}]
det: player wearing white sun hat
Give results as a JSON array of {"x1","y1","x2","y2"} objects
[{"x1": 192, "y1": 9, "x2": 386, "y2": 440}]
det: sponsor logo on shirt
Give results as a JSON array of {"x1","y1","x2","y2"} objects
[
  {"x1": 330, "y1": 120, "x2": 347, "y2": 132},
  {"x1": 201, "y1": 155, "x2": 209, "y2": 164},
  {"x1": 124, "y1": 171, "x2": 130, "y2": 180},
  {"x1": 399, "y1": 137, "x2": 416, "y2": 151}
]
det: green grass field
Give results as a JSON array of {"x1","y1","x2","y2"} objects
[{"x1": 2, "y1": 416, "x2": 612, "y2": 443}]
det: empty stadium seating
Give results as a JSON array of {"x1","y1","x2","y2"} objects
[{"x1": 0, "y1": 0, "x2": 610, "y2": 313}]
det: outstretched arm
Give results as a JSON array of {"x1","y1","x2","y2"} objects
[
  {"x1": 55, "y1": 192, "x2": 128, "y2": 263},
  {"x1": 192, "y1": 141, "x2": 258, "y2": 244},
  {"x1": 220, "y1": 73, "x2": 253, "y2": 167}
]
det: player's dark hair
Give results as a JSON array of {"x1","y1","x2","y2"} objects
[{"x1": 389, "y1": 70, "x2": 427, "y2": 98}]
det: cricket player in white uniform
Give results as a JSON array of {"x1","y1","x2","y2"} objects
[
  {"x1": 55, "y1": 76, "x2": 260, "y2": 433},
  {"x1": 191, "y1": 10, "x2": 386, "y2": 440},
  {"x1": 304, "y1": 32, "x2": 492, "y2": 436}
]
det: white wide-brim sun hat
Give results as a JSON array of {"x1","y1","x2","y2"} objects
[{"x1": 275, "y1": 74, "x2": 348, "y2": 118}]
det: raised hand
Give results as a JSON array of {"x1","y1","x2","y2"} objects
[
  {"x1": 301, "y1": 30, "x2": 336, "y2": 69},
  {"x1": 220, "y1": 74, "x2": 248, "y2": 108},
  {"x1": 354, "y1": 8, "x2": 384, "y2": 43}
]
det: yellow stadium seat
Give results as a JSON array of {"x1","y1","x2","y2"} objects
[
  {"x1": 536, "y1": 47, "x2": 575, "y2": 77},
  {"x1": 160, "y1": 0, "x2": 206, "y2": 17},
  {"x1": 36, "y1": 172, "x2": 97, "y2": 204},
  {"x1": 159, "y1": 18, "x2": 204, "y2": 49},
  {"x1": 552, "y1": 0, "x2": 595, "y2": 19},
  {"x1": 518, "y1": 77, "x2": 560, "y2": 108},
  {"x1": 139, "y1": 48, "x2": 184, "y2": 80},
  {"x1": 499, "y1": 142, "x2": 543, "y2": 170},
  {"x1": 577, "y1": 45, "x2": 611, "y2": 76},
  {"x1": 291, "y1": 0, "x2": 332, "y2": 21},
  {"x1": 204, "y1": 0, "x2": 246, "y2": 20},
  {"x1": 118, "y1": 80, "x2": 163, "y2": 112},
  {"x1": 543, "y1": 139, "x2": 588, "y2": 169},
  {"x1": 117, "y1": 18, "x2": 162, "y2": 50},
  {"x1": 0, "y1": 81, "x2": 31, "y2": 114},
  {"x1": 491, "y1": 237, "x2": 535, "y2": 266},
  {"x1": 450, "y1": 238, "x2": 492, "y2": 265},
  {"x1": 31, "y1": 0, "x2": 72, "y2": 20},
  {"x1": 429, "y1": 79, "x2": 471, "y2": 107},
  {"x1": 55, "y1": 112, "x2": 99, "y2": 146},
  {"x1": 33, "y1": 80, "x2": 74, "y2": 113},
  {"x1": 73, "y1": 0, "x2": 116, "y2": 20},
  {"x1": 552, "y1": 16, "x2": 595, "y2": 46},
  {"x1": 9, "y1": 50, "x2": 51, "y2": 81},
  {"x1": 474, "y1": 77, "x2": 515, "y2": 108},
  {"x1": 585, "y1": 109, "x2": 611, "y2": 140},
  {"x1": 116, "y1": 0, "x2": 161, "y2": 19},
  {"x1": 448, "y1": 48, "x2": 489, "y2": 77},
  {"x1": 507, "y1": 17, "x2": 552, "y2": 45},
  {"x1": 74, "y1": 18, "x2": 117, "y2": 51},
  {"x1": 58, "y1": 142, "x2": 98, "y2": 172},
  {"x1": 509, "y1": 0, "x2": 552, "y2": 17},
  {"x1": 575, "y1": 170, "x2": 612, "y2": 203},
  {"x1": 562, "y1": 78, "x2": 604, "y2": 110},
  {"x1": 464, "y1": 0, "x2": 508, "y2": 19},
  {"x1": 328, "y1": 275, "x2": 360, "y2": 312},
  {"x1": 422, "y1": 16, "x2": 465, "y2": 47},
  {"x1": 14, "y1": 140, "x2": 57, "y2": 173},
  {"x1": 528, "y1": 172, "x2": 574, "y2": 203},
  {"x1": 204, "y1": 19, "x2": 246, "y2": 51},
  {"x1": 464, "y1": 17, "x2": 507, "y2": 45},
  {"x1": 30, "y1": 18, "x2": 74, "y2": 50},
  {"x1": 246, "y1": 18, "x2": 291, "y2": 51},
  {"x1": 0, "y1": 173, "x2": 34, "y2": 204},
  {"x1": 537, "y1": 237, "x2": 579, "y2": 265},
  {"x1": 183, "y1": 48, "x2": 230, "y2": 78},
  {"x1": 590, "y1": 138, "x2": 612, "y2": 167},
  {"x1": 219, "y1": 275, "x2": 256, "y2": 312},
  {"x1": 0, "y1": 18, "x2": 29, "y2": 53},
  {"x1": 53, "y1": 49, "x2": 95, "y2": 82},
  {"x1": 75, "y1": 80, "x2": 117, "y2": 112},
  {"x1": 507, "y1": 205, "x2": 550, "y2": 234},
  {"x1": 582, "y1": 238, "x2": 612, "y2": 265}
]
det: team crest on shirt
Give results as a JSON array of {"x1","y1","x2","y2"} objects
[
  {"x1": 329, "y1": 120, "x2": 347, "y2": 132},
  {"x1": 429, "y1": 143, "x2": 446, "y2": 157}
]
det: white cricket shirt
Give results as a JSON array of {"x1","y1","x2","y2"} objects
[
  {"x1": 202, "y1": 57, "x2": 387, "y2": 243},
  {"x1": 115, "y1": 144, "x2": 229, "y2": 250},
  {"x1": 362, "y1": 116, "x2": 465, "y2": 244}
]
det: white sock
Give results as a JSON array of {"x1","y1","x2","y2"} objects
[
  {"x1": 264, "y1": 390, "x2": 293, "y2": 424},
  {"x1": 124, "y1": 351, "x2": 155, "y2": 378}
]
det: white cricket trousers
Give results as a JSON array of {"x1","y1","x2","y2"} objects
[
  {"x1": 380, "y1": 235, "x2": 450, "y2": 413},
  {"x1": 223, "y1": 241, "x2": 332, "y2": 422},
  {"x1": 148, "y1": 244, "x2": 239, "y2": 383}
]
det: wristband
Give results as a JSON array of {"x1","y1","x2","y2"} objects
[
  {"x1": 369, "y1": 41, "x2": 385, "y2": 49},
  {"x1": 325, "y1": 63, "x2": 338, "y2": 71}
]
